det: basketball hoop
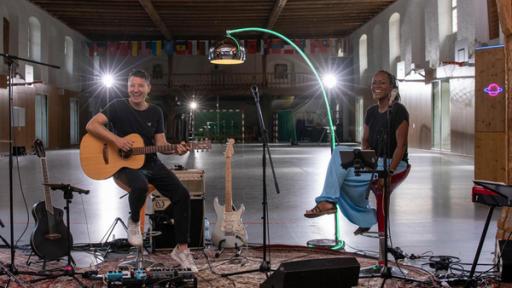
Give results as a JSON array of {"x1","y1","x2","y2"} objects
[{"x1": 441, "y1": 61, "x2": 465, "y2": 67}]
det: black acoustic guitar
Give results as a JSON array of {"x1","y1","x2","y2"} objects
[{"x1": 30, "y1": 139, "x2": 72, "y2": 261}]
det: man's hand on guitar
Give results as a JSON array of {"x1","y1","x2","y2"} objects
[
  {"x1": 175, "y1": 142, "x2": 190, "y2": 155},
  {"x1": 114, "y1": 136, "x2": 134, "y2": 152}
]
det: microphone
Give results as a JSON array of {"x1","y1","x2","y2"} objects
[
  {"x1": 388, "y1": 88, "x2": 398, "y2": 107},
  {"x1": 250, "y1": 84, "x2": 259, "y2": 100},
  {"x1": 44, "y1": 183, "x2": 90, "y2": 194}
]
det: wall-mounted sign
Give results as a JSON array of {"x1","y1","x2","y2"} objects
[{"x1": 484, "y1": 83, "x2": 503, "y2": 97}]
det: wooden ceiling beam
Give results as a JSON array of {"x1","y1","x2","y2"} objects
[
  {"x1": 266, "y1": 0, "x2": 287, "y2": 29},
  {"x1": 138, "y1": 0, "x2": 172, "y2": 39}
]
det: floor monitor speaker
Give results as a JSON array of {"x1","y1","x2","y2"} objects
[{"x1": 260, "y1": 257, "x2": 360, "y2": 288}]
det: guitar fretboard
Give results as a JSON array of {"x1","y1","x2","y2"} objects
[
  {"x1": 225, "y1": 159, "x2": 233, "y2": 212},
  {"x1": 131, "y1": 142, "x2": 207, "y2": 155}
]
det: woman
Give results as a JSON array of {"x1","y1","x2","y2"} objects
[{"x1": 304, "y1": 70, "x2": 409, "y2": 234}]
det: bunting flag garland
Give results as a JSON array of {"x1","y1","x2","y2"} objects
[
  {"x1": 87, "y1": 38, "x2": 338, "y2": 57},
  {"x1": 246, "y1": 40, "x2": 257, "y2": 54},
  {"x1": 107, "y1": 42, "x2": 118, "y2": 56},
  {"x1": 164, "y1": 40, "x2": 174, "y2": 55},
  {"x1": 119, "y1": 41, "x2": 130, "y2": 56},
  {"x1": 174, "y1": 40, "x2": 189, "y2": 55},
  {"x1": 156, "y1": 40, "x2": 162, "y2": 56},
  {"x1": 87, "y1": 42, "x2": 94, "y2": 57},
  {"x1": 191, "y1": 40, "x2": 197, "y2": 56},
  {"x1": 95, "y1": 42, "x2": 107, "y2": 56},
  {"x1": 197, "y1": 40, "x2": 209, "y2": 56},
  {"x1": 131, "y1": 41, "x2": 139, "y2": 56}
]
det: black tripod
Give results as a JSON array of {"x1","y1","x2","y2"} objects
[
  {"x1": 0, "y1": 218, "x2": 10, "y2": 248},
  {"x1": 0, "y1": 53, "x2": 59, "y2": 276},
  {"x1": 27, "y1": 183, "x2": 90, "y2": 287},
  {"x1": 222, "y1": 85, "x2": 281, "y2": 277}
]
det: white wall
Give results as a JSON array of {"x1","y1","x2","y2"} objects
[
  {"x1": 351, "y1": 0, "x2": 495, "y2": 84},
  {"x1": 0, "y1": 0, "x2": 89, "y2": 91}
]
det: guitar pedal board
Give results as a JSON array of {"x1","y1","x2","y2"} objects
[{"x1": 83, "y1": 267, "x2": 197, "y2": 287}]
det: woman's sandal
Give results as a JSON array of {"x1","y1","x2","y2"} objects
[{"x1": 304, "y1": 203, "x2": 337, "y2": 218}]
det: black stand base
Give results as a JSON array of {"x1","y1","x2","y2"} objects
[
  {"x1": 221, "y1": 260, "x2": 273, "y2": 277},
  {"x1": 306, "y1": 239, "x2": 345, "y2": 250},
  {"x1": 26, "y1": 265, "x2": 87, "y2": 287},
  {"x1": 0, "y1": 261, "x2": 30, "y2": 287},
  {"x1": 360, "y1": 264, "x2": 426, "y2": 287}
]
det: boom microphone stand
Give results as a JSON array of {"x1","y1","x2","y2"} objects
[
  {"x1": 222, "y1": 85, "x2": 281, "y2": 277},
  {"x1": 0, "y1": 53, "x2": 60, "y2": 273}
]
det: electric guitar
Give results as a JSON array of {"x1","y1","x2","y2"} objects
[
  {"x1": 79, "y1": 133, "x2": 211, "y2": 180},
  {"x1": 30, "y1": 139, "x2": 73, "y2": 261},
  {"x1": 212, "y1": 139, "x2": 248, "y2": 248}
]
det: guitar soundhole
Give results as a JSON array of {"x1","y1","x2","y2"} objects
[
  {"x1": 118, "y1": 149, "x2": 133, "y2": 159},
  {"x1": 45, "y1": 233, "x2": 62, "y2": 240}
]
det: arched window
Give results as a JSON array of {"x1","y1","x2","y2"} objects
[
  {"x1": 389, "y1": 13, "x2": 400, "y2": 70},
  {"x1": 28, "y1": 16, "x2": 41, "y2": 61},
  {"x1": 64, "y1": 36, "x2": 73, "y2": 74},
  {"x1": 359, "y1": 34, "x2": 367, "y2": 77},
  {"x1": 451, "y1": 0, "x2": 458, "y2": 33}
]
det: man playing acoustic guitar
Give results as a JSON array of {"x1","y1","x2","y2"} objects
[{"x1": 85, "y1": 69, "x2": 197, "y2": 272}]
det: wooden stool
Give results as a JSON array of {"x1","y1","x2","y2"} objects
[{"x1": 114, "y1": 178, "x2": 156, "y2": 233}]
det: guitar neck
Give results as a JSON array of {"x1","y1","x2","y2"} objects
[
  {"x1": 224, "y1": 159, "x2": 233, "y2": 212},
  {"x1": 40, "y1": 158, "x2": 54, "y2": 215},
  {"x1": 131, "y1": 143, "x2": 200, "y2": 155}
]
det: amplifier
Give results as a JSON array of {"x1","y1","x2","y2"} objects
[
  {"x1": 153, "y1": 169, "x2": 205, "y2": 211},
  {"x1": 151, "y1": 169, "x2": 205, "y2": 249}
]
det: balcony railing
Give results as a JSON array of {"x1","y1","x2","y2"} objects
[{"x1": 169, "y1": 72, "x2": 315, "y2": 89}]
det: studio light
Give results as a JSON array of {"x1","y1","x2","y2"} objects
[
  {"x1": 190, "y1": 101, "x2": 198, "y2": 110},
  {"x1": 208, "y1": 35, "x2": 246, "y2": 65},
  {"x1": 322, "y1": 73, "x2": 337, "y2": 89},
  {"x1": 101, "y1": 73, "x2": 114, "y2": 88}
]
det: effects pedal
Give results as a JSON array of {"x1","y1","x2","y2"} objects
[{"x1": 89, "y1": 267, "x2": 197, "y2": 288}]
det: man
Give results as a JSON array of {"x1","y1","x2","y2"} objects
[{"x1": 85, "y1": 69, "x2": 197, "y2": 272}]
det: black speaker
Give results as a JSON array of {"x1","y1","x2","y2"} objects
[
  {"x1": 12, "y1": 146, "x2": 26, "y2": 156},
  {"x1": 498, "y1": 240, "x2": 512, "y2": 282},
  {"x1": 260, "y1": 257, "x2": 360, "y2": 288},
  {"x1": 151, "y1": 198, "x2": 204, "y2": 249}
]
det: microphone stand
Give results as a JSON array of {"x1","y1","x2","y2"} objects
[
  {"x1": 0, "y1": 53, "x2": 59, "y2": 274},
  {"x1": 359, "y1": 103, "x2": 424, "y2": 286},
  {"x1": 222, "y1": 85, "x2": 281, "y2": 277}
]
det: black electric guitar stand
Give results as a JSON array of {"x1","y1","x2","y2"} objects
[{"x1": 28, "y1": 183, "x2": 90, "y2": 287}]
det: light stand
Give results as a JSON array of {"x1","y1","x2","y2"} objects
[
  {"x1": 221, "y1": 85, "x2": 281, "y2": 277},
  {"x1": 0, "y1": 53, "x2": 59, "y2": 274}
]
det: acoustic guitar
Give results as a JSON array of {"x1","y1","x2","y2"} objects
[
  {"x1": 212, "y1": 139, "x2": 248, "y2": 249},
  {"x1": 79, "y1": 133, "x2": 211, "y2": 180},
  {"x1": 30, "y1": 139, "x2": 73, "y2": 261}
]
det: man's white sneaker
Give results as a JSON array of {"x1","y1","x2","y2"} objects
[
  {"x1": 127, "y1": 218, "x2": 143, "y2": 246},
  {"x1": 171, "y1": 247, "x2": 198, "y2": 272}
]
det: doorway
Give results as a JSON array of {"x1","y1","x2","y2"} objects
[
  {"x1": 432, "y1": 80, "x2": 451, "y2": 151},
  {"x1": 35, "y1": 94, "x2": 48, "y2": 147}
]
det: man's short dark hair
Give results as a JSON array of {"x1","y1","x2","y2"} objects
[{"x1": 129, "y1": 69, "x2": 150, "y2": 83}]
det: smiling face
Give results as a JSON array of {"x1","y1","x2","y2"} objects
[
  {"x1": 127, "y1": 75, "x2": 151, "y2": 107},
  {"x1": 371, "y1": 71, "x2": 394, "y2": 101}
]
